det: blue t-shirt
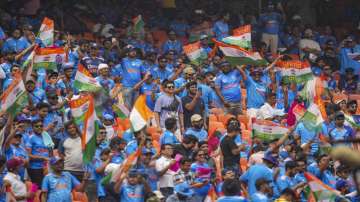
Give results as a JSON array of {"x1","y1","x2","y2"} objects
[
  {"x1": 339, "y1": 47, "x2": 360, "y2": 74},
  {"x1": 26, "y1": 133, "x2": 50, "y2": 169},
  {"x1": 294, "y1": 122, "x2": 319, "y2": 155},
  {"x1": 170, "y1": 22, "x2": 190, "y2": 37},
  {"x1": 250, "y1": 192, "x2": 270, "y2": 202},
  {"x1": 276, "y1": 175, "x2": 296, "y2": 194},
  {"x1": 140, "y1": 83, "x2": 160, "y2": 111},
  {"x1": 307, "y1": 163, "x2": 336, "y2": 188},
  {"x1": 96, "y1": 76, "x2": 115, "y2": 91},
  {"x1": 259, "y1": 12, "x2": 282, "y2": 35},
  {"x1": 174, "y1": 77, "x2": 188, "y2": 98},
  {"x1": 160, "y1": 130, "x2": 179, "y2": 145},
  {"x1": 28, "y1": 87, "x2": 47, "y2": 105},
  {"x1": 5, "y1": 144, "x2": 29, "y2": 179},
  {"x1": 213, "y1": 20, "x2": 229, "y2": 40},
  {"x1": 120, "y1": 57, "x2": 145, "y2": 88},
  {"x1": 42, "y1": 172, "x2": 80, "y2": 202},
  {"x1": 136, "y1": 164, "x2": 159, "y2": 191},
  {"x1": 245, "y1": 71, "x2": 267, "y2": 109},
  {"x1": 162, "y1": 40, "x2": 183, "y2": 54},
  {"x1": 240, "y1": 164, "x2": 273, "y2": 196},
  {"x1": 81, "y1": 56, "x2": 105, "y2": 75},
  {"x1": 0, "y1": 171, "x2": 6, "y2": 202},
  {"x1": 215, "y1": 70, "x2": 242, "y2": 103},
  {"x1": 94, "y1": 158, "x2": 106, "y2": 197},
  {"x1": 119, "y1": 183, "x2": 144, "y2": 202},
  {"x1": 191, "y1": 162, "x2": 211, "y2": 196},
  {"x1": 198, "y1": 84, "x2": 213, "y2": 115},
  {"x1": 185, "y1": 128, "x2": 208, "y2": 142},
  {"x1": 151, "y1": 66, "x2": 173, "y2": 83},
  {"x1": 329, "y1": 126, "x2": 354, "y2": 142},
  {"x1": 2, "y1": 37, "x2": 30, "y2": 53}
]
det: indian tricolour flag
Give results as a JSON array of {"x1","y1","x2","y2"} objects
[
  {"x1": 252, "y1": 119, "x2": 289, "y2": 142},
  {"x1": 38, "y1": 17, "x2": 54, "y2": 47},
  {"x1": 82, "y1": 96, "x2": 99, "y2": 164},
  {"x1": 214, "y1": 39, "x2": 268, "y2": 66},
  {"x1": 0, "y1": 76, "x2": 28, "y2": 115},
  {"x1": 129, "y1": 95, "x2": 154, "y2": 132},
  {"x1": 204, "y1": 185, "x2": 217, "y2": 202},
  {"x1": 304, "y1": 172, "x2": 349, "y2": 202},
  {"x1": 112, "y1": 103, "x2": 129, "y2": 119},
  {"x1": 276, "y1": 60, "x2": 313, "y2": 84},
  {"x1": 132, "y1": 15, "x2": 144, "y2": 34},
  {"x1": 69, "y1": 95, "x2": 91, "y2": 125},
  {"x1": 74, "y1": 64, "x2": 102, "y2": 92},
  {"x1": 301, "y1": 103, "x2": 324, "y2": 132},
  {"x1": 111, "y1": 147, "x2": 142, "y2": 182},
  {"x1": 33, "y1": 47, "x2": 65, "y2": 70},
  {"x1": 183, "y1": 41, "x2": 208, "y2": 65},
  {"x1": 223, "y1": 25, "x2": 251, "y2": 49}
]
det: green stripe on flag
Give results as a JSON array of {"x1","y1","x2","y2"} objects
[
  {"x1": 252, "y1": 130, "x2": 284, "y2": 142},
  {"x1": 225, "y1": 56, "x2": 268, "y2": 66},
  {"x1": 33, "y1": 62, "x2": 57, "y2": 70},
  {"x1": 282, "y1": 73, "x2": 313, "y2": 84},
  {"x1": 7, "y1": 92, "x2": 28, "y2": 115},
  {"x1": 101, "y1": 172, "x2": 112, "y2": 186},
  {"x1": 83, "y1": 122, "x2": 99, "y2": 164}
]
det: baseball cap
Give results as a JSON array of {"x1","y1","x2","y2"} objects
[
  {"x1": 263, "y1": 153, "x2": 279, "y2": 166},
  {"x1": 6, "y1": 158, "x2": 24, "y2": 170},
  {"x1": 191, "y1": 114, "x2": 202, "y2": 122},
  {"x1": 103, "y1": 113, "x2": 114, "y2": 120},
  {"x1": 336, "y1": 179, "x2": 348, "y2": 190},
  {"x1": 63, "y1": 62, "x2": 74, "y2": 70},
  {"x1": 183, "y1": 66, "x2": 195, "y2": 74},
  {"x1": 200, "y1": 34, "x2": 208, "y2": 40},
  {"x1": 98, "y1": 63, "x2": 109, "y2": 71},
  {"x1": 174, "y1": 182, "x2": 194, "y2": 197}
]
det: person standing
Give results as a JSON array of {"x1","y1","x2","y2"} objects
[
  {"x1": 181, "y1": 81, "x2": 205, "y2": 129},
  {"x1": 156, "y1": 144, "x2": 177, "y2": 199}
]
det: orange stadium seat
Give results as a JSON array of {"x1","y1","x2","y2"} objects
[
  {"x1": 72, "y1": 191, "x2": 88, "y2": 202},
  {"x1": 208, "y1": 121, "x2": 226, "y2": 137},
  {"x1": 238, "y1": 115, "x2": 250, "y2": 130},
  {"x1": 209, "y1": 114, "x2": 218, "y2": 122},
  {"x1": 218, "y1": 113, "x2": 235, "y2": 125}
]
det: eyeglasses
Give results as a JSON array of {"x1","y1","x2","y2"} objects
[
  {"x1": 165, "y1": 147, "x2": 173, "y2": 150},
  {"x1": 167, "y1": 85, "x2": 175, "y2": 89},
  {"x1": 198, "y1": 154, "x2": 205, "y2": 157},
  {"x1": 100, "y1": 132, "x2": 107, "y2": 135},
  {"x1": 160, "y1": 60, "x2": 167, "y2": 63},
  {"x1": 34, "y1": 124, "x2": 43, "y2": 128}
]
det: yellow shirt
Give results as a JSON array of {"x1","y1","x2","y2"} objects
[{"x1": 162, "y1": 0, "x2": 176, "y2": 8}]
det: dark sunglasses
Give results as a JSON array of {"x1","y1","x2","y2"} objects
[
  {"x1": 34, "y1": 124, "x2": 43, "y2": 128},
  {"x1": 167, "y1": 85, "x2": 175, "y2": 89}
]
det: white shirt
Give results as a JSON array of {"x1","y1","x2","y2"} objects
[
  {"x1": 4, "y1": 172, "x2": 27, "y2": 202},
  {"x1": 257, "y1": 102, "x2": 285, "y2": 120},
  {"x1": 299, "y1": 38, "x2": 321, "y2": 59},
  {"x1": 156, "y1": 156, "x2": 175, "y2": 188},
  {"x1": 61, "y1": 136, "x2": 83, "y2": 171},
  {"x1": 92, "y1": 23, "x2": 114, "y2": 37}
]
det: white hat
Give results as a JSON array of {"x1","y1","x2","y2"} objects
[{"x1": 98, "y1": 63, "x2": 109, "y2": 71}]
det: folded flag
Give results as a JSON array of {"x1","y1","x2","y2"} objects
[
  {"x1": 222, "y1": 25, "x2": 251, "y2": 49},
  {"x1": 33, "y1": 47, "x2": 66, "y2": 70},
  {"x1": 183, "y1": 41, "x2": 208, "y2": 65},
  {"x1": 129, "y1": 95, "x2": 154, "y2": 132},
  {"x1": 252, "y1": 119, "x2": 289, "y2": 142},
  {"x1": 38, "y1": 17, "x2": 54, "y2": 47},
  {"x1": 275, "y1": 59, "x2": 313, "y2": 84},
  {"x1": 214, "y1": 39, "x2": 268, "y2": 66},
  {"x1": 82, "y1": 96, "x2": 99, "y2": 164},
  {"x1": 300, "y1": 103, "x2": 324, "y2": 133},
  {"x1": 111, "y1": 147, "x2": 141, "y2": 182},
  {"x1": 69, "y1": 95, "x2": 91, "y2": 125},
  {"x1": 304, "y1": 172, "x2": 349, "y2": 202},
  {"x1": 0, "y1": 76, "x2": 28, "y2": 115},
  {"x1": 74, "y1": 64, "x2": 102, "y2": 92}
]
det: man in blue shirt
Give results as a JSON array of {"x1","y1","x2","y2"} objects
[
  {"x1": 329, "y1": 112, "x2": 354, "y2": 142},
  {"x1": 259, "y1": 3, "x2": 283, "y2": 54},
  {"x1": 307, "y1": 154, "x2": 336, "y2": 189},
  {"x1": 294, "y1": 122, "x2": 319, "y2": 163},
  {"x1": 275, "y1": 161, "x2": 306, "y2": 196},
  {"x1": 160, "y1": 117, "x2": 180, "y2": 146},
  {"x1": 162, "y1": 30, "x2": 183, "y2": 54},
  {"x1": 114, "y1": 169, "x2": 151, "y2": 202},
  {"x1": 41, "y1": 157, "x2": 89, "y2": 202},
  {"x1": 185, "y1": 114, "x2": 208, "y2": 142},
  {"x1": 25, "y1": 79, "x2": 47, "y2": 105},
  {"x1": 120, "y1": 46, "x2": 146, "y2": 108},
  {"x1": 2, "y1": 28, "x2": 30, "y2": 54},
  {"x1": 96, "y1": 63, "x2": 115, "y2": 91},
  {"x1": 151, "y1": 56, "x2": 173, "y2": 83},
  {"x1": 81, "y1": 43, "x2": 105, "y2": 76},
  {"x1": 250, "y1": 178, "x2": 273, "y2": 202},
  {"x1": 213, "y1": 13, "x2": 230, "y2": 40},
  {"x1": 215, "y1": 61, "x2": 243, "y2": 116},
  {"x1": 216, "y1": 179, "x2": 248, "y2": 202}
]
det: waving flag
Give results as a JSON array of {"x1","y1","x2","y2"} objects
[
  {"x1": 129, "y1": 95, "x2": 154, "y2": 132},
  {"x1": 111, "y1": 147, "x2": 142, "y2": 182},
  {"x1": 183, "y1": 41, "x2": 208, "y2": 65},
  {"x1": 276, "y1": 60, "x2": 313, "y2": 84},
  {"x1": 82, "y1": 97, "x2": 99, "y2": 163},
  {"x1": 0, "y1": 76, "x2": 28, "y2": 115},
  {"x1": 33, "y1": 47, "x2": 65, "y2": 70},
  {"x1": 204, "y1": 185, "x2": 217, "y2": 202},
  {"x1": 214, "y1": 39, "x2": 267, "y2": 66},
  {"x1": 69, "y1": 95, "x2": 91, "y2": 125},
  {"x1": 38, "y1": 17, "x2": 54, "y2": 47},
  {"x1": 304, "y1": 172, "x2": 349, "y2": 202},
  {"x1": 301, "y1": 103, "x2": 325, "y2": 133},
  {"x1": 223, "y1": 25, "x2": 251, "y2": 49},
  {"x1": 74, "y1": 64, "x2": 102, "y2": 92},
  {"x1": 132, "y1": 15, "x2": 144, "y2": 34},
  {"x1": 252, "y1": 119, "x2": 289, "y2": 142}
]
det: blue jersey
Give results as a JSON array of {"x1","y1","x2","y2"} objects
[
  {"x1": 2, "y1": 37, "x2": 30, "y2": 53},
  {"x1": 294, "y1": 122, "x2": 319, "y2": 156},
  {"x1": 240, "y1": 164, "x2": 273, "y2": 196},
  {"x1": 185, "y1": 128, "x2": 208, "y2": 142},
  {"x1": 119, "y1": 183, "x2": 144, "y2": 202},
  {"x1": 94, "y1": 159, "x2": 106, "y2": 197},
  {"x1": 42, "y1": 172, "x2": 80, "y2": 202},
  {"x1": 5, "y1": 145, "x2": 28, "y2": 179},
  {"x1": 174, "y1": 77, "x2": 188, "y2": 97},
  {"x1": 96, "y1": 76, "x2": 115, "y2": 91},
  {"x1": 259, "y1": 12, "x2": 282, "y2": 35},
  {"x1": 0, "y1": 171, "x2": 6, "y2": 202},
  {"x1": 28, "y1": 87, "x2": 47, "y2": 105},
  {"x1": 26, "y1": 133, "x2": 51, "y2": 169},
  {"x1": 151, "y1": 66, "x2": 173, "y2": 83},
  {"x1": 213, "y1": 20, "x2": 229, "y2": 40},
  {"x1": 160, "y1": 130, "x2": 179, "y2": 145},
  {"x1": 81, "y1": 56, "x2": 105, "y2": 74},
  {"x1": 245, "y1": 70, "x2": 267, "y2": 109},
  {"x1": 120, "y1": 57, "x2": 145, "y2": 87},
  {"x1": 250, "y1": 192, "x2": 270, "y2": 202},
  {"x1": 140, "y1": 83, "x2": 160, "y2": 111},
  {"x1": 215, "y1": 70, "x2": 242, "y2": 103},
  {"x1": 162, "y1": 40, "x2": 183, "y2": 54},
  {"x1": 217, "y1": 196, "x2": 248, "y2": 202}
]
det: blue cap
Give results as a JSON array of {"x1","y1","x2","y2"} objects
[
  {"x1": 63, "y1": 62, "x2": 74, "y2": 69},
  {"x1": 16, "y1": 114, "x2": 31, "y2": 122},
  {"x1": 174, "y1": 182, "x2": 194, "y2": 197},
  {"x1": 219, "y1": 61, "x2": 230, "y2": 67},
  {"x1": 103, "y1": 114, "x2": 114, "y2": 120},
  {"x1": 263, "y1": 153, "x2": 279, "y2": 166},
  {"x1": 142, "y1": 148, "x2": 154, "y2": 155},
  {"x1": 49, "y1": 157, "x2": 63, "y2": 165},
  {"x1": 128, "y1": 169, "x2": 139, "y2": 177},
  {"x1": 336, "y1": 179, "x2": 348, "y2": 190}
]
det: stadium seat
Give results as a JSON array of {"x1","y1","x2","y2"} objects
[
  {"x1": 218, "y1": 113, "x2": 235, "y2": 125},
  {"x1": 238, "y1": 115, "x2": 250, "y2": 130},
  {"x1": 241, "y1": 130, "x2": 252, "y2": 144},
  {"x1": 72, "y1": 191, "x2": 88, "y2": 202},
  {"x1": 208, "y1": 121, "x2": 226, "y2": 137},
  {"x1": 209, "y1": 114, "x2": 218, "y2": 122},
  {"x1": 210, "y1": 108, "x2": 224, "y2": 116}
]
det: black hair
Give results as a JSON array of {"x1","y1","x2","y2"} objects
[
  {"x1": 180, "y1": 157, "x2": 192, "y2": 165},
  {"x1": 285, "y1": 161, "x2": 297, "y2": 171},
  {"x1": 158, "y1": 55, "x2": 167, "y2": 61},
  {"x1": 186, "y1": 81, "x2": 198, "y2": 89},
  {"x1": 100, "y1": 148, "x2": 111, "y2": 156},
  {"x1": 266, "y1": 92, "x2": 277, "y2": 99},
  {"x1": 280, "y1": 188, "x2": 297, "y2": 199},
  {"x1": 198, "y1": 141, "x2": 208, "y2": 148},
  {"x1": 347, "y1": 100, "x2": 357, "y2": 108},
  {"x1": 161, "y1": 143, "x2": 173, "y2": 150},
  {"x1": 182, "y1": 134, "x2": 198, "y2": 144},
  {"x1": 192, "y1": 149, "x2": 206, "y2": 161},
  {"x1": 110, "y1": 137, "x2": 124, "y2": 150},
  {"x1": 64, "y1": 120, "x2": 80, "y2": 134},
  {"x1": 226, "y1": 117, "x2": 241, "y2": 133},
  {"x1": 161, "y1": 79, "x2": 174, "y2": 87},
  {"x1": 316, "y1": 154, "x2": 329, "y2": 163},
  {"x1": 36, "y1": 102, "x2": 50, "y2": 110},
  {"x1": 255, "y1": 178, "x2": 269, "y2": 191},
  {"x1": 165, "y1": 117, "x2": 177, "y2": 130},
  {"x1": 222, "y1": 179, "x2": 241, "y2": 196}
]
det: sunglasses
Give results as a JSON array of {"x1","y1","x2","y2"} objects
[
  {"x1": 167, "y1": 85, "x2": 175, "y2": 89},
  {"x1": 100, "y1": 132, "x2": 107, "y2": 135},
  {"x1": 34, "y1": 124, "x2": 43, "y2": 128},
  {"x1": 198, "y1": 154, "x2": 205, "y2": 157}
]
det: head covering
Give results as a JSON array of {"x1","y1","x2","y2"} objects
[
  {"x1": 16, "y1": 114, "x2": 31, "y2": 122},
  {"x1": 63, "y1": 62, "x2": 74, "y2": 70},
  {"x1": 263, "y1": 153, "x2": 279, "y2": 166},
  {"x1": 103, "y1": 114, "x2": 114, "y2": 120},
  {"x1": 200, "y1": 34, "x2": 208, "y2": 40},
  {"x1": 98, "y1": 63, "x2": 109, "y2": 71},
  {"x1": 336, "y1": 179, "x2": 348, "y2": 190},
  {"x1": 191, "y1": 114, "x2": 202, "y2": 122},
  {"x1": 153, "y1": 191, "x2": 165, "y2": 199},
  {"x1": 142, "y1": 148, "x2": 154, "y2": 155},
  {"x1": 49, "y1": 156, "x2": 63, "y2": 165},
  {"x1": 174, "y1": 182, "x2": 194, "y2": 197},
  {"x1": 90, "y1": 42, "x2": 98, "y2": 49},
  {"x1": 128, "y1": 169, "x2": 139, "y2": 177},
  {"x1": 335, "y1": 112, "x2": 345, "y2": 119},
  {"x1": 333, "y1": 94, "x2": 348, "y2": 104},
  {"x1": 6, "y1": 158, "x2": 24, "y2": 170},
  {"x1": 219, "y1": 61, "x2": 230, "y2": 67}
]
